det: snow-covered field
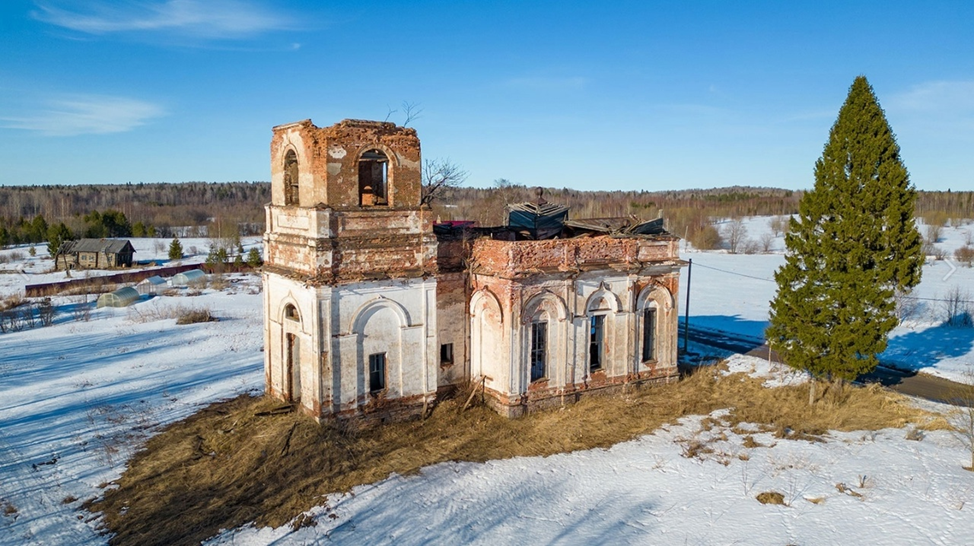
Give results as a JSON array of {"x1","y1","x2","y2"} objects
[
  {"x1": 684, "y1": 217, "x2": 974, "y2": 383},
  {"x1": 1, "y1": 226, "x2": 973, "y2": 545}
]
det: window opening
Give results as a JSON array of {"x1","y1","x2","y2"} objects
[
  {"x1": 284, "y1": 150, "x2": 299, "y2": 206},
  {"x1": 642, "y1": 307, "x2": 657, "y2": 362},
  {"x1": 358, "y1": 149, "x2": 389, "y2": 206},
  {"x1": 589, "y1": 315, "x2": 605, "y2": 371},
  {"x1": 530, "y1": 320, "x2": 547, "y2": 382},
  {"x1": 369, "y1": 353, "x2": 386, "y2": 393},
  {"x1": 284, "y1": 304, "x2": 299, "y2": 321},
  {"x1": 440, "y1": 343, "x2": 454, "y2": 366},
  {"x1": 285, "y1": 333, "x2": 300, "y2": 401}
]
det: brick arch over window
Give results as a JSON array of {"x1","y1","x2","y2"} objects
[
  {"x1": 283, "y1": 149, "x2": 299, "y2": 206},
  {"x1": 584, "y1": 285, "x2": 622, "y2": 314}
]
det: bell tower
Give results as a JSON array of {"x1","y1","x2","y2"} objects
[{"x1": 263, "y1": 119, "x2": 438, "y2": 420}]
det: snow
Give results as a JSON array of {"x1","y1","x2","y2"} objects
[
  {"x1": 209, "y1": 403, "x2": 973, "y2": 545},
  {"x1": 1, "y1": 266, "x2": 263, "y2": 544},
  {"x1": 682, "y1": 218, "x2": 974, "y2": 384},
  {"x1": 2, "y1": 225, "x2": 974, "y2": 545}
]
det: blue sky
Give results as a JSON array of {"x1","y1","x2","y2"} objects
[{"x1": 1, "y1": 1, "x2": 972, "y2": 191}]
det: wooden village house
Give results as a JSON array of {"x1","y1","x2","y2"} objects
[
  {"x1": 262, "y1": 119, "x2": 684, "y2": 421},
  {"x1": 55, "y1": 239, "x2": 135, "y2": 271}
]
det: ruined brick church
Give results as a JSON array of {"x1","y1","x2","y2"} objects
[{"x1": 263, "y1": 118, "x2": 683, "y2": 420}]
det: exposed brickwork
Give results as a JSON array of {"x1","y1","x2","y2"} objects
[
  {"x1": 470, "y1": 236, "x2": 680, "y2": 278},
  {"x1": 270, "y1": 119, "x2": 421, "y2": 209},
  {"x1": 264, "y1": 117, "x2": 684, "y2": 423}
]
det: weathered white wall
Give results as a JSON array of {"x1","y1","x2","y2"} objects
[
  {"x1": 469, "y1": 270, "x2": 679, "y2": 407},
  {"x1": 326, "y1": 278, "x2": 438, "y2": 415}
]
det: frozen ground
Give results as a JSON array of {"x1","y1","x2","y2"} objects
[
  {"x1": 1, "y1": 226, "x2": 973, "y2": 545},
  {"x1": 684, "y1": 217, "x2": 974, "y2": 383}
]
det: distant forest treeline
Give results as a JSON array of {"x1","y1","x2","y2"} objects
[
  {"x1": 1, "y1": 182, "x2": 972, "y2": 250},
  {"x1": 0, "y1": 182, "x2": 267, "y2": 247}
]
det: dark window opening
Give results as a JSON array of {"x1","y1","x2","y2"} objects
[
  {"x1": 284, "y1": 150, "x2": 299, "y2": 206},
  {"x1": 440, "y1": 343, "x2": 454, "y2": 365},
  {"x1": 369, "y1": 353, "x2": 386, "y2": 393},
  {"x1": 284, "y1": 304, "x2": 299, "y2": 321},
  {"x1": 589, "y1": 315, "x2": 604, "y2": 371},
  {"x1": 642, "y1": 307, "x2": 657, "y2": 362},
  {"x1": 286, "y1": 333, "x2": 299, "y2": 401},
  {"x1": 530, "y1": 321, "x2": 547, "y2": 382},
  {"x1": 358, "y1": 149, "x2": 389, "y2": 206}
]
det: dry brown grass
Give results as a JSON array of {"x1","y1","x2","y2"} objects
[
  {"x1": 174, "y1": 306, "x2": 215, "y2": 325},
  {"x1": 756, "y1": 491, "x2": 786, "y2": 505},
  {"x1": 86, "y1": 366, "x2": 947, "y2": 546}
]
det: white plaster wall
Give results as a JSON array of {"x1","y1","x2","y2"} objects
[
  {"x1": 470, "y1": 289, "x2": 508, "y2": 394},
  {"x1": 263, "y1": 273, "x2": 320, "y2": 414},
  {"x1": 327, "y1": 278, "x2": 437, "y2": 413}
]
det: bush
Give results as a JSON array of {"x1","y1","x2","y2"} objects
[
  {"x1": 175, "y1": 306, "x2": 216, "y2": 325},
  {"x1": 955, "y1": 245, "x2": 974, "y2": 267},
  {"x1": 689, "y1": 225, "x2": 722, "y2": 250}
]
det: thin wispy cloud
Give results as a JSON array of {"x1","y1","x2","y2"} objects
[
  {"x1": 32, "y1": 0, "x2": 298, "y2": 40},
  {"x1": 887, "y1": 80, "x2": 974, "y2": 113},
  {"x1": 1, "y1": 94, "x2": 166, "y2": 136}
]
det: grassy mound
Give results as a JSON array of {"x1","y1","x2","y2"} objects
[{"x1": 86, "y1": 366, "x2": 946, "y2": 546}]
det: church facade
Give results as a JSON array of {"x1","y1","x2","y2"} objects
[{"x1": 263, "y1": 118, "x2": 683, "y2": 421}]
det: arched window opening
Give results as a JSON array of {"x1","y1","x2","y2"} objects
[
  {"x1": 530, "y1": 318, "x2": 548, "y2": 382},
  {"x1": 589, "y1": 314, "x2": 605, "y2": 371},
  {"x1": 358, "y1": 149, "x2": 389, "y2": 206},
  {"x1": 284, "y1": 303, "x2": 299, "y2": 321},
  {"x1": 284, "y1": 150, "x2": 299, "y2": 206},
  {"x1": 642, "y1": 305, "x2": 657, "y2": 362}
]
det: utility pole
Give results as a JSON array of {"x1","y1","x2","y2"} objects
[{"x1": 683, "y1": 258, "x2": 692, "y2": 354}]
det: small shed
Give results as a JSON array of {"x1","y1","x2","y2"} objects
[
  {"x1": 171, "y1": 269, "x2": 206, "y2": 287},
  {"x1": 136, "y1": 275, "x2": 167, "y2": 295},
  {"x1": 97, "y1": 286, "x2": 140, "y2": 308}
]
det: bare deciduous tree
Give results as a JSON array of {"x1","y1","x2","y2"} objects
[
  {"x1": 759, "y1": 232, "x2": 775, "y2": 253},
  {"x1": 769, "y1": 216, "x2": 788, "y2": 237},
  {"x1": 942, "y1": 286, "x2": 974, "y2": 327},
  {"x1": 722, "y1": 218, "x2": 748, "y2": 254},
  {"x1": 421, "y1": 159, "x2": 468, "y2": 206}
]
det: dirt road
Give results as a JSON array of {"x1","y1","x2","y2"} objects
[{"x1": 685, "y1": 325, "x2": 966, "y2": 405}]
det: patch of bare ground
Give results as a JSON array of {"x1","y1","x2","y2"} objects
[{"x1": 85, "y1": 364, "x2": 948, "y2": 546}]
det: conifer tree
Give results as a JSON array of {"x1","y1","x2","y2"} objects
[
  {"x1": 46, "y1": 223, "x2": 73, "y2": 257},
  {"x1": 767, "y1": 76, "x2": 923, "y2": 381},
  {"x1": 168, "y1": 237, "x2": 183, "y2": 261}
]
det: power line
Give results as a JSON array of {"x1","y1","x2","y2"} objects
[
  {"x1": 689, "y1": 261, "x2": 775, "y2": 283},
  {"x1": 685, "y1": 259, "x2": 974, "y2": 304}
]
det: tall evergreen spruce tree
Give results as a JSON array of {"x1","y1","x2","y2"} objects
[{"x1": 767, "y1": 76, "x2": 923, "y2": 381}]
